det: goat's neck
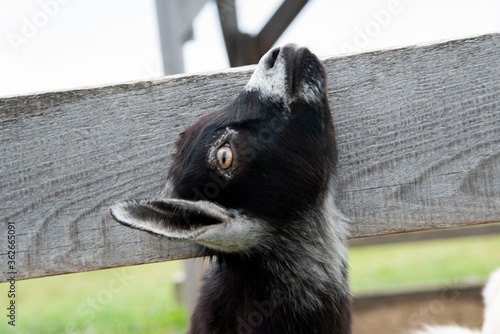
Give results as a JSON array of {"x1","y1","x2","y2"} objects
[{"x1": 191, "y1": 192, "x2": 351, "y2": 334}]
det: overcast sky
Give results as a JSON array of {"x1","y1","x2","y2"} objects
[{"x1": 1, "y1": 0, "x2": 499, "y2": 97}]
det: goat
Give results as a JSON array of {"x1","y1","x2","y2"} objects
[
  {"x1": 110, "y1": 44, "x2": 500, "y2": 334},
  {"x1": 110, "y1": 44, "x2": 351, "y2": 333}
]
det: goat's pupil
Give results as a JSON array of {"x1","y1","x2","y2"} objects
[{"x1": 217, "y1": 147, "x2": 233, "y2": 169}]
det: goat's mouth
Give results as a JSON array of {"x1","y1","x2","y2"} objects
[
  {"x1": 289, "y1": 45, "x2": 326, "y2": 102},
  {"x1": 281, "y1": 45, "x2": 312, "y2": 99},
  {"x1": 275, "y1": 44, "x2": 326, "y2": 101}
]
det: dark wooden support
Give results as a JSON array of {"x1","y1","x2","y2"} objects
[{"x1": 216, "y1": 0, "x2": 309, "y2": 66}]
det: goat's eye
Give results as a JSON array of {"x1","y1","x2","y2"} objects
[{"x1": 216, "y1": 146, "x2": 233, "y2": 169}]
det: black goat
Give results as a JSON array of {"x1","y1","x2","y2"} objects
[{"x1": 110, "y1": 44, "x2": 351, "y2": 333}]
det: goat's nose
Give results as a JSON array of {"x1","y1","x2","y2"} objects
[
  {"x1": 265, "y1": 47, "x2": 280, "y2": 69},
  {"x1": 245, "y1": 45, "x2": 297, "y2": 102},
  {"x1": 263, "y1": 44, "x2": 299, "y2": 69}
]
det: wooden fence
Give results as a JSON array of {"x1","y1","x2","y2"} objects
[{"x1": 1, "y1": 33, "x2": 500, "y2": 283}]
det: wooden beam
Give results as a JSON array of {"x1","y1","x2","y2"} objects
[
  {"x1": 216, "y1": 0, "x2": 244, "y2": 66},
  {"x1": 216, "y1": 0, "x2": 309, "y2": 66},
  {"x1": 216, "y1": 0, "x2": 262, "y2": 66},
  {"x1": 1, "y1": 33, "x2": 500, "y2": 282}
]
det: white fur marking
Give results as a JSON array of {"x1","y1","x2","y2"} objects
[
  {"x1": 299, "y1": 80, "x2": 323, "y2": 104},
  {"x1": 263, "y1": 180, "x2": 350, "y2": 313},
  {"x1": 319, "y1": 182, "x2": 350, "y2": 292},
  {"x1": 194, "y1": 209, "x2": 270, "y2": 253},
  {"x1": 245, "y1": 45, "x2": 324, "y2": 105},
  {"x1": 245, "y1": 47, "x2": 291, "y2": 104}
]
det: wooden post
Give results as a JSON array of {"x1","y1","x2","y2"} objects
[{"x1": 155, "y1": 0, "x2": 208, "y2": 74}]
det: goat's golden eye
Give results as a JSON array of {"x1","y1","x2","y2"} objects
[{"x1": 216, "y1": 146, "x2": 233, "y2": 169}]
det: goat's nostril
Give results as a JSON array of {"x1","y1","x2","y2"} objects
[{"x1": 267, "y1": 48, "x2": 280, "y2": 68}]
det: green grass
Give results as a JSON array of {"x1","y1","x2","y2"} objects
[
  {"x1": 349, "y1": 234, "x2": 500, "y2": 294},
  {"x1": 1, "y1": 235, "x2": 500, "y2": 333},
  {"x1": 0, "y1": 260, "x2": 188, "y2": 334}
]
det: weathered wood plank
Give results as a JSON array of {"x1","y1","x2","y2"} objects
[{"x1": 1, "y1": 33, "x2": 500, "y2": 282}]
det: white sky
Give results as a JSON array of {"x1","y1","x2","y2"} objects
[{"x1": 1, "y1": 0, "x2": 499, "y2": 97}]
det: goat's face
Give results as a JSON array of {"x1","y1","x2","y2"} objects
[{"x1": 110, "y1": 44, "x2": 337, "y2": 254}]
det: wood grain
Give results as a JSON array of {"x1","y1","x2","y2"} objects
[{"x1": 1, "y1": 33, "x2": 500, "y2": 282}]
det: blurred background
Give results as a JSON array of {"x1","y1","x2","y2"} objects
[{"x1": 1, "y1": 0, "x2": 500, "y2": 333}]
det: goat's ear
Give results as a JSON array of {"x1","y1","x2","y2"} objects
[{"x1": 109, "y1": 198, "x2": 268, "y2": 253}]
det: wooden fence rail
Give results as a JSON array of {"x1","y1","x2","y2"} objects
[{"x1": 1, "y1": 33, "x2": 500, "y2": 283}]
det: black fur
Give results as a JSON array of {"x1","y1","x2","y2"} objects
[
  {"x1": 110, "y1": 45, "x2": 351, "y2": 333},
  {"x1": 175, "y1": 46, "x2": 349, "y2": 333}
]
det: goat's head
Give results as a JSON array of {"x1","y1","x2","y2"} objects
[{"x1": 110, "y1": 44, "x2": 338, "y2": 254}]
